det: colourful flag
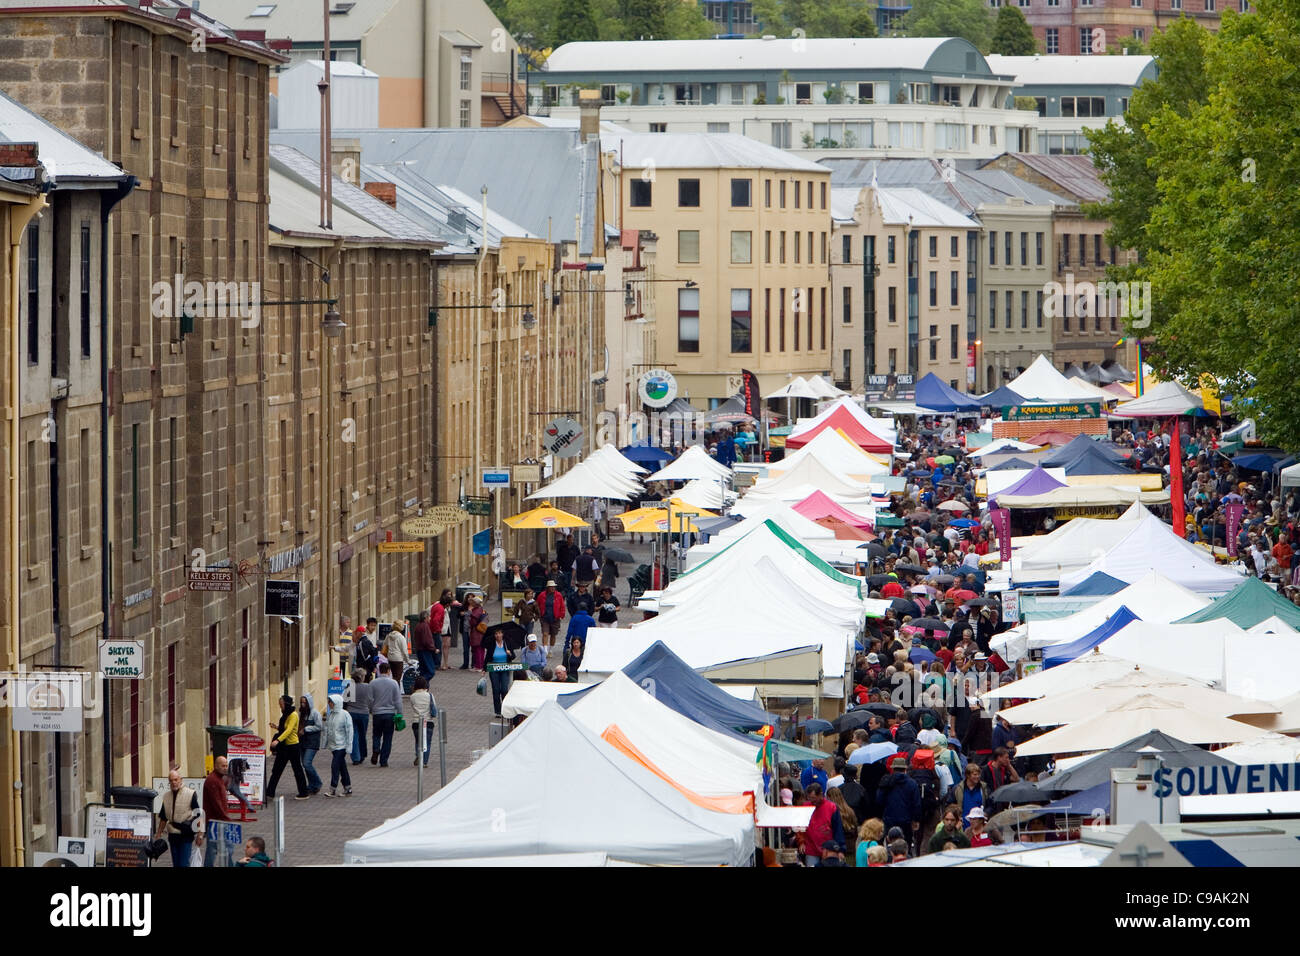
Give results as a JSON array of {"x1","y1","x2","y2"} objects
[{"x1": 1169, "y1": 419, "x2": 1184, "y2": 536}]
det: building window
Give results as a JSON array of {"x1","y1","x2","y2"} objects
[
  {"x1": 779, "y1": 231, "x2": 786, "y2": 264},
  {"x1": 1020, "y1": 232, "x2": 1028, "y2": 266},
  {"x1": 1094, "y1": 235, "x2": 1102, "y2": 265},
  {"x1": 951, "y1": 236, "x2": 959, "y2": 257},
  {"x1": 950, "y1": 324, "x2": 959, "y2": 359},
  {"x1": 1061, "y1": 97, "x2": 1107, "y2": 118},
  {"x1": 820, "y1": 182, "x2": 827, "y2": 209},
  {"x1": 1062, "y1": 234, "x2": 1071, "y2": 266},
  {"x1": 1036, "y1": 291, "x2": 1044, "y2": 328},
  {"x1": 459, "y1": 57, "x2": 471, "y2": 91},
  {"x1": 1036, "y1": 232, "x2": 1044, "y2": 266},
  {"x1": 1046, "y1": 28, "x2": 1059, "y2": 53},
  {"x1": 131, "y1": 422, "x2": 141, "y2": 549},
  {"x1": 806, "y1": 181, "x2": 813, "y2": 209},
  {"x1": 843, "y1": 348, "x2": 852, "y2": 381},
  {"x1": 794, "y1": 180, "x2": 800, "y2": 209},
  {"x1": 731, "y1": 230, "x2": 752, "y2": 264},
  {"x1": 795, "y1": 82, "x2": 812, "y2": 103},
  {"x1": 793, "y1": 232, "x2": 801, "y2": 264},
  {"x1": 888, "y1": 348, "x2": 897, "y2": 372},
  {"x1": 779, "y1": 180, "x2": 786, "y2": 208},
  {"x1": 1021, "y1": 291, "x2": 1029, "y2": 328},
  {"x1": 1171, "y1": 0, "x2": 1181, "y2": 7},
  {"x1": 888, "y1": 286, "x2": 897, "y2": 323},
  {"x1": 989, "y1": 231, "x2": 996, "y2": 266},
  {"x1": 765, "y1": 231, "x2": 772, "y2": 264},
  {"x1": 678, "y1": 230, "x2": 700, "y2": 263},
  {"x1": 678, "y1": 178, "x2": 700, "y2": 207},
  {"x1": 842, "y1": 286, "x2": 852, "y2": 324},
  {"x1": 630, "y1": 180, "x2": 652, "y2": 207},
  {"x1": 731, "y1": 178, "x2": 752, "y2": 207},
  {"x1": 1081, "y1": 27, "x2": 1095, "y2": 54},
  {"x1": 887, "y1": 235, "x2": 896, "y2": 264},
  {"x1": 649, "y1": 122, "x2": 667, "y2": 133},
  {"x1": 1079, "y1": 233, "x2": 1086, "y2": 265},
  {"x1": 80, "y1": 224, "x2": 92, "y2": 358},
  {"x1": 857, "y1": 82, "x2": 874, "y2": 102},
  {"x1": 1005, "y1": 291, "x2": 1013, "y2": 330},
  {"x1": 842, "y1": 234, "x2": 852, "y2": 263},
  {"x1": 929, "y1": 235, "x2": 938, "y2": 258},
  {"x1": 928, "y1": 271, "x2": 937, "y2": 307},
  {"x1": 950, "y1": 271, "x2": 959, "y2": 306},
  {"x1": 731, "y1": 289, "x2": 752, "y2": 353},
  {"x1": 25, "y1": 222, "x2": 38, "y2": 365},
  {"x1": 820, "y1": 232, "x2": 827, "y2": 264},
  {"x1": 779, "y1": 288, "x2": 786, "y2": 350},
  {"x1": 989, "y1": 290, "x2": 997, "y2": 329},
  {"x1": 1004, "y1": 232, "x2": 1012, "y2": 265},
  {"x1": 459, "y1": 100, "x2": 470, "y2": 127},
  {"x1": 771, "y1": 122, "x2": 791, "y2": 149},
  {"x1": 929, "y1": 325, "x2": 938, "y2": 362},
  {"x1": 677, "y1": 288, "x2": 700, "y2": 353},
  {"x1": 764, "y1": 288, "x2": 771, "y2": 351}
]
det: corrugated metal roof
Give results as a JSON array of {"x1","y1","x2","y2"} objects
[
  {"x1": 609, "y1": 132, "x2": 828, "y2": 172},
  {"x1": 439, "y1": 29, "x2": 481, "y2": 48},
  {"x1": 547, "y1": 37, "x2": 969, "y2": 74},
  {"x1": 269, "y1": 144, "x2": 441, "y2": 244},
  {"x1": 270, "y1": 127, "x2": 601, "y2": 254},
  {"x1": 823, "y1": 157, "x2": 1074, "y2": 215},
  {"x1": 0, "y1": 88, "x2": 128, "y2": 184},
  {"x1": 190, "y1": 0, "x2": 398, "y2": 43},
  {"x1": 988, "y1": 153, "x2": 1110, "y2": 203},
  {"x1": 985, "y1": 54, "x2": 1156, "y2": 88}
]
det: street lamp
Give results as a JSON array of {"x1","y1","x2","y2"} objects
[{"x1": 322, "y1": 305, "x2": 345, "y2": 337}]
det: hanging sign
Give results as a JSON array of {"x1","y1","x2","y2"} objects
[
  {"x1": 542, "y1": 417, "x2": 584, "y2": 459},
  {"x1": 638, "y1": 368, "x2": 679, "y2": 409}
]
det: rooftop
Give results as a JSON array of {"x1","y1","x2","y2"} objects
[
  {"x1": 984, "y1": 153, "x2": 1110, "y2": 204},
  {"x1": 985, "y1": 54, "x2": 1157, "y2": 88},
  {"x1": 831, "y1": 184, "x2": 980, "y2": 228},
  {"x1": 607, "y1": 132, "x2": 829, "y2": 172},
  {"x1": 0, "y1": 88, "x2": 129, "y2": 186},
  {"x1": 822, "y1": 157, "x2": 1075, "y2": 215}
]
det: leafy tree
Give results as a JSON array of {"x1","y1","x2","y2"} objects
[
  {"x1": 755, "y1": 0, "x2": 878, "y2": 37},
  {"x1": 1090, "y1": 4, "x2": 1300, "y2": 447},
  {"x1": 902, "y1": 0, "x2": 993, "y2": 53},
  {"x1": 1109, "y1": 32, "x2": 1149, "y2": 54},
  {"x1": 553, "y1": 0, "x2": 599, "y2": 45},
  {"x1": 990, "y1": 6, "x2": 1036, "y2": 55}
]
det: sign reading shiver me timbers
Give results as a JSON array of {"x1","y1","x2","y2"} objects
[{"x1": 98, "y1": 641, "x2": 144, "y2": 679}]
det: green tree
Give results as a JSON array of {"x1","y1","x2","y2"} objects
[
  {"x1": 1092, "y1": 4, "x2": 1300, "y2": 447},
  {"x1": 755, "y1": 0, "x2": 878, "y2": 37},
  {"x1": 1110, "y1": 33, "x2": 1149, "y2": 54},
  {"x1": 902, "y1": 0, "x2": 993, "y2": 53},
  {"x1": 990, "y1": 6, "x2": 1036, "y2": 55},
  {"x1": 553, "y1": 0, "x2": 599, "y2": 44}
]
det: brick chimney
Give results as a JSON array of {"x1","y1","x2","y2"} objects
[
  {"x1": 577, "y1": 89, "x2": 602, "y2": 143},
  {"x1": 0, "y1": 142, "x2": 40, "y2": 167},
  {"x1": 364, "y1": 181, "x2": 397, "y2": 208}
]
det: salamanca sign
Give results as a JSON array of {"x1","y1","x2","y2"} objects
[{"x1": 1153, "y1": 763, "x2": 1300, "y2": 798}]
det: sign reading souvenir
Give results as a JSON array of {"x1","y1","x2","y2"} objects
[
  {"x1": 638, "y1": 368, "x2": 679, "y2": 409},
  {"x1": 542, "y1": 417, "x2": 584, "y2": 459},
  {"x1": 377, "y1": 540, "x2": 425, "y2": 553},
  {"x1": 188, "y1": 567, "x2": 234, "y2": 591},
  {"x1": 98, "y1": 640, "x2": 144, "y2": 680},
  {"x1": 1002, "y1": 402, "x2": 1102, "y2": 421},
  {"x1": 264, "y1": 579, "x2": 301, "y2": 617},
  {"x1": 1154, "y1": 763, "x2": 1300, "y2": 798},
  {"x1": 401, "y1": 507, "x2": 467, "y2": 537}
]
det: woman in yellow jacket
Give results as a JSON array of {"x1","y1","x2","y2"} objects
[{"x1": 265, "y1": 694, "x2": 310, "y2": 800}]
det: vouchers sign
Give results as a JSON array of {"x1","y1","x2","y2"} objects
[{"x1": 1002, "y1": 402, "x2": 1101, "y2": 421}]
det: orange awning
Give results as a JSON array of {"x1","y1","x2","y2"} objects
[{"x1": 601, "y1": 725, "x2": 755, "y2": 815}]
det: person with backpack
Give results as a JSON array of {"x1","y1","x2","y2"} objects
[
  {"x1": 908, "y1": 748, "x2": 943, "y2": 852},
  {"x1": 352, "y1": 625, "x2": 377, "y2": 679},
  {"x1": 875, "y1": 756, "x2": 921, "y2": 845}
]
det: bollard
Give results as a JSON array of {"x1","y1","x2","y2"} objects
[
  {"x1": 417, "y1": 717, "x2": 427, "y2": 802},
  {"x1": 438, "y1": 708, "x2": 448, "y2": 789}
]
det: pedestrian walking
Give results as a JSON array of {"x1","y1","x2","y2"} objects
[
  {"x1": 201, "y1": 756, "x2": 234, "y2": 867},
  {"x1": 596, "y1": 586, "x2": 621, "y2": 627},
  {"x1": 514, "y1": 588, "x2": 539, "y2": 639},
  {"x1": 369, "y1": 662, "x2": 402, "y2": 767},
  {"x1": 409, "y1": 676, "x2": 436, "y2": 767},
  {"x1": 321, "y1": 693, "x2": 353, "y2": 797},
  {"x1": 298, "y1": 693, "x2": 323, "y2": 795},
  {"x1": 383, "y1": 621, "x2": 410, "y2": 688},
  {"x1": 429, "y1": 589, "x2": 460, "y2": 672},
  {"x1": 413, "y1": 609, "x2": 437, "y2": 682},
  {"x1": 467, "y1": 593, "x2": 488, "y2": 670},
  {"x1": 265, "y1": 696, "x2": 310, "y2": 802},
  {"x1": 537, "y1": 580, "x2": 566, "y2": 656},
  {"x1": 521, "y1": 633, "x2": 546, "y2": 674},
  {"x1": 483, "y1": 628, "x2": 516, "y2": 716},
  {"x1": 155, "y1": 770, "x2": 201, "y2": 869},
  {"x1": 344, "y1": 669, "x2": 371, "y2": 765}
]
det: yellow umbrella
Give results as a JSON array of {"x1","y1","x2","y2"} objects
[
  {"x1": 664, "y1": 498, "x2": 717, "y2": 517},
  {"x1": 623, "y1": 510, "x2": 701, "y2": 534},
  {"x1": 615, "y1": 505, "x2": 670, "y2": 525},
  {"x1": 504, "y1": 502, "x2": 587, "y2": 530}
]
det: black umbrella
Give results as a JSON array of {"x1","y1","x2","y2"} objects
[
  {"x1": 860, "y1": 542, "x2": 887, "y2": 559},
  {"x1": 908, "y1": 706, "x2": 944, "y2": 729},
  {"x1": 867, "y1": 573, "x2": 900, "y2": 588},
  {"x1": 853, "y1": 702, "x2": 903, "y2": 719},
  {"x1": 602, "y1": 547, "x2": 635, "y2": 563},
  {"x1": 963, "y1": 597, "x2": 1000, "y2": 608},
  {"x1": 831, "y1": 709, "x2": 877, "y2": 733},
  {"x1": 889, "y1": 597, "x2": 922, "y2": 618},
  {"x1": 481, "y1": 620, "x2": 528, "y2": 650},
  {"x1": 933, "y1": 574, "x2": 956, "y2": 585},
  {"x1": 992, "y1": 780, "x2": 1049, "y2": 805},
  {"x1": 907, "y1": 617, "x2": 949, "y2": 632},
  {"x1": 895, "y1": 563, "x2": 927, "y2": 575}
]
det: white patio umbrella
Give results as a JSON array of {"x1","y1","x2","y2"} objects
[
  {"x1": 982, "y1": 649, "x2": 1209, "y2": 701},
  {"x1": 1013, "y1": 694, "x2": 1270, "y2": 757},
  {"x1": 1215, "y1": 732, "x2": 1300, "y2": 766},
  {"x1": 645, "y1": 445, "x2": 732, "y2": 482},
  {"x1": 767, "y1": 376, "x2": 821, "y2": 400},
  {"x1": 997, "y1": 671, "x2": 1279, "y2": 728},
  {"x1": 1235, "y1": 691, "x2": 1300, "y2": 734}
]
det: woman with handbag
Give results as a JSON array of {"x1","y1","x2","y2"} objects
[
  {"x1": 155, "y1": 770, "x2": 201, "y2": 868},
  {"x1": 468, "y1": 594, "x2": 488, "y2": 670},
  {"x1": 483, "y1": 628, "x2": 516, "y2": 716},
  {"x1": 266, "y1": 694, "x2": 311, "y2": 801}
]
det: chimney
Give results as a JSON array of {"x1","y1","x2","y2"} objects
[
  {"x1": 330, "y1": 137, "x2": 362, "y2": 186},
  {"x1": 363, "y1": 181, "x2": 397, "y2": 208},
  {"x1": 0, "y1": 142, "x2": 40, "y2": 167},
  {"x1": 577, "y1": 88, "x2": 602, "y2": 143}
]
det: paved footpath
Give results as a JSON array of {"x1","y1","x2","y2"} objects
[{"x1": 272, "y1": 534, "x2": 658, "y2": 866}]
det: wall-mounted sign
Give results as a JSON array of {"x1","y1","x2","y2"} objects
[
  {"x1": 462, "y1": 495, "x2": 492, "y2": 516},
  {"x1": 400, "y1": 507, "x2": 467, "y2": 537},
  {"x1": 264, "y1": 579, "x2": 301, "y2": 617},
  {"x1": 542, "y1": 417, "x2": 584, "y2": 459},
  {"x1": 188, "y1": 568, "x2": 234, "y2": 592},
  {"x1": 377, "y1": 541, "x2": 425, "y2": 553},
  {"x1": 10, "y1": 671, "x2": 86, "y2": 732},
  {"x1": 482, "y1": 468, "x2": 511, "y2": 487},
  {"x1": 864, "y1": 373, "x2": 916, "y2": 402},
  {"x1": 638, "y1": 368, "x2": 679, "y2": 409},
  {"x1": 1003, "y1": 402, "x2": 1101, "y2": 421},
  {"x1": 513, "y1": 463, "x2": 542, "y2": 483},
  {"x1": 98, "y1": 640, "x2": 144, "y2": 680}
]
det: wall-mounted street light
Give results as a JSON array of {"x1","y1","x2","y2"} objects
[{"x1": 322, "y1": 305, "x2": 346, "y2": 337}]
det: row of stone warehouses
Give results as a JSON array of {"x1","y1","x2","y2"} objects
[{"x1": 0, "y1": 1, "x2": 639, "y2": 862}]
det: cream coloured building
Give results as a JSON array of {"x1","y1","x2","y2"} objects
[
  {"x1": 607, "y1": 132, "x2": 833, "y2": 405},
  {"x1": 831, "y1": 185, "x2": 979, "y2": 393}
]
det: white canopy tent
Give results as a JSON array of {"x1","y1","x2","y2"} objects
[
  {"x1": 791, "y1": 396, "x2": 898, "y2": 445},
  {"x1": 990, "y1": 571, "x2": 1211, "y2": 661},
  {"x1": 501, "y1": 679, "x2": 589, "y2": 719},
  {"x1": 994, "y1": 485, "x2": 1170, "y2": 510},
  {"x1": 767, "y1": 376, "x2": 822, "y2": 400},
  {"x1": 983, "y1": 650, "x2": 1214, "y2": 701},
  {"x1": 983, "y1": 467, "x2": 1068, "y2": 499},
  {"x1": 527, "y1": 455, "x2": 643, "y2": 500},
  {"x1": 1013, "y1": 694, "x2": 1268, "y2": 757},
  {"x1": 1011, "y1": 500, "x2": 1149, "y2": 583},
  {"x1": 1110, "y1": 380, "x2": 1205, "y2": 418},
  {"x1": 645, "y1": 444, "x2": 733, "y2": 482},
  {"x1": 1236, "y1": 692, "x2": 1300, "y2": 735},
  {"x1": 674, "y1": 477, "x2": 732, "y2": 511},
  {"x1": 591, "y1": 442, "x2": 650, "y2": 476},
  {"x1": 1247, "y1": 616, "x2": 1300, "y2": 638},
  {"x1": 805, "y1": 374, "x2": 845, "y2": 399},
  {"x1": 1215, "y1": 732, "x2": 1300, "y2": 766},
  {"x1": 342, "y1": 701, "x2": 754, "y2": 866},
  {"x1": 1057, "y1": 514, "x2": 1245, "y2": 596},
  {"x1": 767, "y1": 428, "x2": 890, "y2": 478},
  {"x1": 969, "y1": 438, "x2": 1043, "y2": 459},
  {"x1": 1005, "y1": 355, "x2": 1114, "y2": 403},
  {"x1": 1282, "y1": 461, "x2": 1300, "y2": 490},
  {"x1": 708, "y1": 499, "x2": 835, "y2": 540},
  {"x1": 566, "y1": 672, "x2": 763, "y2": 795},
  {"x1": 744, "y1": 456, "x2": 877, "y2": 503}
]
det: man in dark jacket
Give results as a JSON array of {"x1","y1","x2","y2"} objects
[
  {"x1": 413, "y1": 610, "x2": 437, "y2": 681},
  {"x1": 927, "y1": 805, "x2": 972, "y2": 855},
  {"x1": 567, "y1": 582, "x2": 596, "y2": 617},
  {"x1": 876, "y1": 757, "x2": 921, "y2": 841},
  {"x1": 839, "y1": 764, "x2": 869, "y2": 822}
]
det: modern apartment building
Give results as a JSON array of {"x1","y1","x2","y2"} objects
[
  {"x1": 200, "y1": 0, "x2": 525, "y2": 127},
  {"x1": 830, "y1": 185, "x2": 979, "y2": 392},
  {"x1": 609, "y1": 131, "x2": 833, "y2": 405}
]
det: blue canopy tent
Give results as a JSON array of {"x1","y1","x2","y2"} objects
[
  {"x1": 1062, "y1": 571, "x2": 1129, "y2": 597},
  {"x1": 618, "y1": 444, "x2": 672, "y2": 467},
  {"x1": 1232, "y1": 450, "x2": 1289, "y2": 472},
  {"x1": 915, "y1": 373, "x2": 984, "y2": 413},
  {"x1": 558, "y1": 640, "x2": 778, "y2": 741},
  {"x1": 1044, "y1": 781, "x2": 1111, "y2": 816},
  {"x1": 1040, "y1": 434, "x2": 1129, "y2": 468},
  {"x1": 1053, "y1": 443, "x2": 1135, "y2": 476},
  {"x1": 979, "y1": 384, "x2": 1027, "y2": 408},
  {"x1": 986, "y1": 457, "x2": 1040, "y2": 471},
  {"x1": 1042, "y1": 605, "x2": 1141, "y2": 669}
]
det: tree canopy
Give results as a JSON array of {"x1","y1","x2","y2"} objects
[
  {"x1": 901, "y1": 0, "x2": 993, "y2": 53},
  {"x1": 492, "y1": 0, "x2": 712, "y2": 52},
  {"x1": 753, "y1": 0, "x2": 879, "y2": 37},
  {"x1": 990, "y1": 6, "x2": 1036, "y2": 55}
]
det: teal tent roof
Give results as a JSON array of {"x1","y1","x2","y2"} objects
[{"x1": 1173, "y1": 576, "x2": 1300, "y2": 629}]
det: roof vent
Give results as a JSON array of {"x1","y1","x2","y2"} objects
[{"x1": 447, "y1": 205, "x2": 468, "y2": 234}]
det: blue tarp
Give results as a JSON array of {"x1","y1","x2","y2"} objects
[
  {"x1": 1062, "y1": 571, "x2": 1129, "y2": 597},
  {"x1": 558, "y1": 640, "x2": 778, "y2": 740},
  {"x1": 1232, "y1": 451, "x2": 1288, "y2": 472},
  {"x1": 618, "y1": 444, "x2": 672, "y2": 466},
  {"x1": 915, "y1": 372, "x2": 984, "y2": 413},
  {"x1": 1044, "y1": 781, "x2": 1111, "y2": 816},
  {"x1": 979, "y1": 385, "x2": 1027, "y2": 408},
  {"x1": 1042, "y1": 605, "x2": 1141, "y2": 668}
]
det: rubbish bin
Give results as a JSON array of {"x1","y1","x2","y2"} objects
[
  {"x1": 206, "y1": 724, "x2": 249, "y2": 760},
  {"x1": 109, "y1": 785, "x2": 157, "y2": 811}
]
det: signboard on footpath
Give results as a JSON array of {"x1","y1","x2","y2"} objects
[
  {"x1": 1001, "y1": 589, "x2": 1021, "y2": 624},
  {"x1": 227, "y1": 733, "x2": 266, "y2": 808}
]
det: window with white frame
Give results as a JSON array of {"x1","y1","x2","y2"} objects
[
  {"x1": 459, "y1": 99, "x2": 470, "y2": 126},
  {"x1": 460, "y1": 56, "x2": 471, "y2": 91},
  {"x1": 888, "y1": 122, "x2": 922, "y2": 148},
  {"x1": 1080, "y1": 26, "x2": 1095, "y2": 53},
  {"x1": 678, "y1": 288, "x2": 700, "y2": 353},
  {"x1": 1046, "y1": 28, "x2": 1059, "y2": 53},
  {"x1": 935, "y1": 123, "x2": 966, "y2": 150}
]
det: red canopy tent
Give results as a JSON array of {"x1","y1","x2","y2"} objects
[
  {"x1": 785, "y1": 407, "x2": 892, "y2": 453},
  {"x1": 793, "y1": 489, "x2": 876, "y2": 531},
  {"x1": 813, "y1": 516, "x2": 876, "y2": 541}
]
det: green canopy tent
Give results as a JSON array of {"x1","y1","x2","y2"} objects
[{"x1": 1173, "y1": 576, "x2": 1300, "y2": 630}]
